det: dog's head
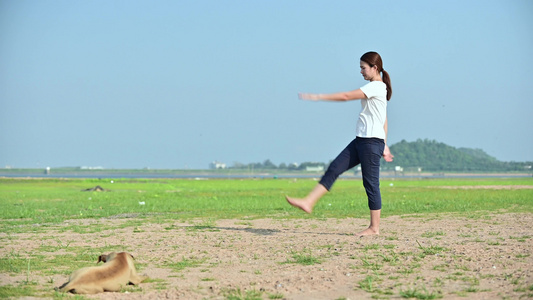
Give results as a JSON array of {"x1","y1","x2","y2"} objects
[
  {"x1": 97, "y1": 254, "x2": 110, "y2": 264},
  {"x1": 97, "y1": 252, "x2": 117, "y2": 264},
  {"x1": 96, "y1": 252, "x2": 135, "y2": 264}
]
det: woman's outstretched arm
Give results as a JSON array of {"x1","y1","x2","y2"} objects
[{"x1": 298, "y1": 89, "x2": 366, "y2": 102}]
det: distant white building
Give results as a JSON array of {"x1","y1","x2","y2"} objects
[
  {"x1": 306, "y1": 165, "x2": 325, "y2": 172},
  {"x1": 394, "y1": 166, "x2": 404, "y2": 175},
  {"x1": 80, "y1": 166, "x2": 104, "y2": 170},
  {"x1": 210, "y1": 161, "x2": 226, "y2": 169}
]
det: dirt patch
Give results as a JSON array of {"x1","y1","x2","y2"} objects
[{"x1": 1, "y1": 213, "x2": 532, "y2": 299}]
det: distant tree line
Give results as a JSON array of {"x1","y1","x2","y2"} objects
[
  {"x1": 230, "y1": 160, "x2": 326, "y2": 171},
  {"x1": 230, "y1": 139, "x2": 532, "y2": 173},
  {"x1": 384, "y1": 139, "x2": 532, "y2": 172}
]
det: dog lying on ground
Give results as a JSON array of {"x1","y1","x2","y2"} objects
[{"x1": 58, "y1": 252, "x2": 147, "y2": 294}]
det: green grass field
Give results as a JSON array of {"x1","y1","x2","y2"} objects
[
  {"x1": 1, "y1": 177, "x2": 532, "y2": 228},
  {"x1": 0, "y1": 177, "x2": 532, "y2": 299}
]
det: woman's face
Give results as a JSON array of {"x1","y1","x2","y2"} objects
[{"x1": 360, "y1": 61, "x2": 378, "y2": 81}]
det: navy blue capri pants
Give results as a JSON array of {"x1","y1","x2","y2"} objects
[{"x1": 319, "y1": 137, "x2": 385, "y2": 210}]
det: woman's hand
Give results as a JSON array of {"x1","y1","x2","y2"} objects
[
  {"x1": 383, "y1": 145, "x2": 394, "y2": 162},
  {"x1": 298, "y1": 93, "x2": 320, "y2": 101}
]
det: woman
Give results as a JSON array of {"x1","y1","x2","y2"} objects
[{"x1": 286, "y1": 51, "x2": 394, "y2": 236}]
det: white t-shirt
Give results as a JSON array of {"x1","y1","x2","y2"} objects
[{"x1": 356, "y1": 81, "x2": 387, "y2": 139}]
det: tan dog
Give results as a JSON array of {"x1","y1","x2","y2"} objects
[{"x1": 58, "y1": 252, "x2": 147, "y2": 294}]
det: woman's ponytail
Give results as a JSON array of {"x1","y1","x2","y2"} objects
[{"x1": 381, "y1": 69, "x2": 392, "y2": 101}]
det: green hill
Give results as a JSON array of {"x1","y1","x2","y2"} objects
[{"x1": 385, "y1": 139, "x2": 531, "y2": 172}]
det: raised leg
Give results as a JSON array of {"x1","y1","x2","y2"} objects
[{"x1": 285, "y1": 184, "x2": 328, "y2": 214}]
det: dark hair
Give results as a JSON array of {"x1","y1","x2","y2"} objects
[{"x1": 360, "y1": 51, "x2": 392, "y2": 101}]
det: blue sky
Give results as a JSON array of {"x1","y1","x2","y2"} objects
[{"x1": 1, "y1": 0, "x2": 532, "y2": 169}]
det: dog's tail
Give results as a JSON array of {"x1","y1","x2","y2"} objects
[{"x1": 56, "y1": 281, "x2": 74, "y2": 293}]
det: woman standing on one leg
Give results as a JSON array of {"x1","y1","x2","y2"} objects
[{"x1": 286, "y1": 51, "x2": 394, "y2": 237}]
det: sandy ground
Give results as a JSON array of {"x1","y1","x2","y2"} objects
[{"x1": 1, "y1": 212, "x2": 532, "y2": 300}]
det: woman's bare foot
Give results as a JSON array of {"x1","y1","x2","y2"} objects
[
  {"x1": 355, "y1": 227, "x2": 379, "y2": 237},
  {"x1": 285, "y1": 184, "x2": 327, "y2": 214},
  {"x1": 285, "y1": 196, "x2": 313, "y2": 214},
  {"x1": 356, "y1": 210, "x2": 381, "y2": 237}
]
